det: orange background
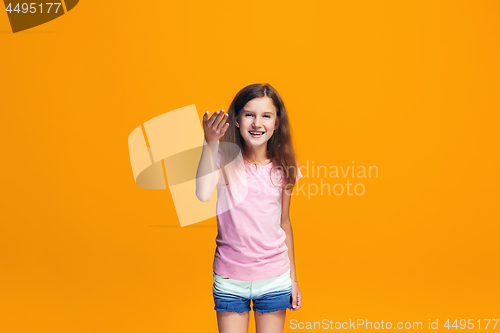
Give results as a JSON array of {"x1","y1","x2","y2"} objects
[{"x1": 1, "y1": 0, "x2": 499, "y2": 332}]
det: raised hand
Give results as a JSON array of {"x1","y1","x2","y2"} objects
[{"x1": 203, "y1": 110, "x2": 229, "y2": 143}]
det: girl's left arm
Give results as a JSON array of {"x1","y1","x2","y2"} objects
[{"x1": 281, "y1": 186, "x2": 302, "y2": 311}]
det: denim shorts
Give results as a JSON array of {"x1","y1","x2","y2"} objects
[{"x1": 213, "y1": 268, "x2": 292, "y2": 314}]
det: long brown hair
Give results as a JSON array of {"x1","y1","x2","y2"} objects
[{"x1": 219, "y1": 83, "x2": 298, "y2": 191}]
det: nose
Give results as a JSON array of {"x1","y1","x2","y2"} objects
[{"x1": 253, "y1": 117, "x2": 262, "y2": 128}]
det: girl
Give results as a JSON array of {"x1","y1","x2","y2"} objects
[{"x1": 196, "y1": 83, "x2": 302, "y2": 333}]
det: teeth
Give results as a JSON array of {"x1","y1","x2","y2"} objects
[{"x1": 249, "y1": 132, "x2": 264, "y2": 135}]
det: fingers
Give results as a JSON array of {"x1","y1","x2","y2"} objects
[
  {"x1": 216, "y1": 112, "x2": 228, "y2": 130},
  {"x1": 292, "y1": 293, "x2": 298, "y2": 310},
  {"x1": 221, "y1": 121, "x2": 230, "y2": 134},
  {"x1": 214, "y1": 110, "x2": 226, "y2": 129},
  {"x1": 206, "y1": 110, "x2": 218, "y2": 127},
  {"x1": 203, "y1": 110, "x2": 229, "y2": 142},
  {"x1": 206, "y1": 110, "x2": 225, "y2": 128},
  {"x1": 291, "y1": 291, "x2": 301, "y2": 311}
]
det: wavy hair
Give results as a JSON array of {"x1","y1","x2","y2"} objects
[{"x1": 219, "y1": 83, "x2": 298, "y2": 191}]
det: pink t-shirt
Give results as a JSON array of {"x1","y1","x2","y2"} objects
[{"x1": 213, "y1": 148, "x2": 302, "y2": 281}]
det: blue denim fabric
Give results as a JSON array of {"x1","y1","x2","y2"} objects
[{"x1": 213, "y1": 268, "x2": 292, "y2": 314}]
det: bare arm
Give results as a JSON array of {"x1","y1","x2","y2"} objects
[
  {"x1": 281, "y1": 188, "x2": 298, "y2": 282},
  {"x1": 195, "y1": 110, "x2": 228, "y2": 202},
  {"x1": 281, "y1": 184, "x2": 302, "y2": 310},
  {"x1": 195, "y1": 139, "x2": 220, "y2": 202},
  {"x1": 282, "y1": 221, "x2": 297, "y2": 278}
]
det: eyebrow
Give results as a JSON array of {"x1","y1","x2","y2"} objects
[{"x1": 243, "y1": 109, "x2": 274, "y2": 114}]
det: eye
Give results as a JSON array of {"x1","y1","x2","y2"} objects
[
  {"x1": 245, "y1": 113, "x2": 253, "y2": 117},
  {"x1": 264, "y1": 115, "x2": 271, "y2": 118}
]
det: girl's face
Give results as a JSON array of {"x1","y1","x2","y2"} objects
[{"x1": 236, "y1": 96, "x2": 278, "y2": 149}]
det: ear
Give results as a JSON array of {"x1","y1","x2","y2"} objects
[{"x1": 274, "y1": 118, "x2": 279, "y2": 129}]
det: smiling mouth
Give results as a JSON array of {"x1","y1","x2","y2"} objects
[{"x1": 249, "y1": 131, "x2": 265, "y2": 137}]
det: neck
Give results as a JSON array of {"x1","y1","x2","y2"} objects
[{"x1": 242, "y1": 143, "x2": 269, "y2": 163}]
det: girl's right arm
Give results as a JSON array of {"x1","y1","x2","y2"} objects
[{"x1": 195, "y1": 110, "x2": 229, "y2": 202}]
